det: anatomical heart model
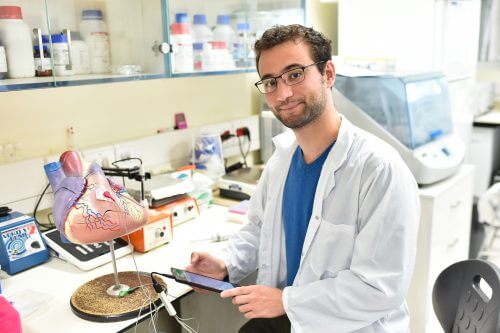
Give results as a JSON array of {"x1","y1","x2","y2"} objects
[{"x1": 44, "y1": 150, "x2": 148, "y2": 244}]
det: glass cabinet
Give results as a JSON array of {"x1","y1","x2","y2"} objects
[{"x1": 0, "y1": 0, "x2": 304, "y2": 92}]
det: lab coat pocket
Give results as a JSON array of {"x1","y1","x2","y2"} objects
[{"x1": 309, "y1": 221, "x2": 356, "y2": 278}]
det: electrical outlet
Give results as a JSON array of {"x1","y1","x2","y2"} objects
[{"x1": 81, "y1": 146, "x2": 116, "y2": 167}]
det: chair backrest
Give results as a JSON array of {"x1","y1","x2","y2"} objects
[{"x1": 432, "y1": 259, "x2": 500, "y2": 333}]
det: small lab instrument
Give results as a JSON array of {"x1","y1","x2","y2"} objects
[
  {"x1": 0, "y1": 209, "x2": 49, "y2": 275},
  {"x1": 127, "y1": 173, "x2": 194, "y2": 208},
  {"x1": 125, "y1": 209, "x2": 172, "y2": 253},
  {"x1": 334, "y1": 72, "x2": 465, "y2": 185},
  {"x1": 42, "y1": 229, "x2": 133, "y2": 271},
  {"x1": 155, "y1": 196, "x2": 199, "y2": 227},
  {"x1": 218, "y1": 167, "x2": 262, "y2": 200},
  {"x1": 169, "y1": 267, "x2": 239, "y2": 293}
]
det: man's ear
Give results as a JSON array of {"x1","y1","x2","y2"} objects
[{"x1": 324, "y1": 60, "x2": 335, "y2": 88}]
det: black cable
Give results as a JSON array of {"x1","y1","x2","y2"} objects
[{"x1": 33, "y1": 183, "x2": 54, "y2": 231}]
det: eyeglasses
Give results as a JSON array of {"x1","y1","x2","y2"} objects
[{"x1": 254, "y1": 61, "x2": 327, "y2": 94}]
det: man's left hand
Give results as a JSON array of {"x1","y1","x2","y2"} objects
[{"x1": 220, "y1": 285, "x2": 285, "y2": 319}]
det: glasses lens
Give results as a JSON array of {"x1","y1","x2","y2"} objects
[
  {"x1": 259, "y1": 78, "x2": 277, "y2": 93},
  {"x1": 283, "y1": 68, "x2": 305, "y2": 85}
]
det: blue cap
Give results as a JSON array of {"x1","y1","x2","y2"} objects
[
  {"x1": 82, "y1": 9, "x2": 103, "y2": 20},
  {"x1": 34, "y1": 44, "x2": 49, "y2": 51},
  {"x1": 193, "y1": 14, "x2": 207, "y2": 25},
  {"x1": 44, "y1": 161, "x2": 61, "y2": 173},
  {"x1": 237, "y1": 22, "x2": 249, "y2": 31},
  {"x1": 217, "y1": 14, "x2": 230, "y2": 25},
  {"x1": 42, "y1": 34, "x2": 68, "y2": 44},
  {"x1": 193, "y1": 42, "x2": 204, "y2": 51},
  {"x1": 175, "y1": 13, "x2": 188, "y2": 23}
]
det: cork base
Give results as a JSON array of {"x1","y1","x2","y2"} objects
[{"x1": 70, "y1": 271, "x2": 162, "y2": 322}]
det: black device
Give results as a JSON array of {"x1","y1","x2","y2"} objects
[{"x1": 170, "y1": 267, "x2": 238, "y2": 293}]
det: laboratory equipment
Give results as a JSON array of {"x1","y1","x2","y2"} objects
[
  {"x1": 0, "y1": 209, "x2": 49, "y2": 275},
  {"x1": 44, "y1": 150, "x2": 159, "y2": 322},
  {"x1": 125, "y1": 209, "x2": 172, "y2": 253},
  {"x1": 334, "y1": 72, "x2": 465, "y2": 185},
  {"x1": 218, "y1": 167, "x2": 262, "y2": 200},
  {"x1": 42, "y1": 229, "x2": 132, "y2": 271}
]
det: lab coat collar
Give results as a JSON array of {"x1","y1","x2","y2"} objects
[{"x1": 271, "y1": 114, "x2": 354, "y2": 187}]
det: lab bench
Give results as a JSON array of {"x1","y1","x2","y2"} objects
[{"x1": 0, "y1": 205, "x2": 246, "y2": 333}]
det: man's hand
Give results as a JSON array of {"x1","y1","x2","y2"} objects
[
  {"x1": 184, "y1": 251, "x2": 228, "y2": 294},
  {"x1": 221, "y1": 285, "x2": 285, "y2": 319}
]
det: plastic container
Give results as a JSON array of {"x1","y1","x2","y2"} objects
[
  {"x1": 0, "y1": 38, "x2": 7, "y2": 79},
  {"x1": 193, "y1": 42, "x2": 203, "y2": 70},
  {"x1": 0, "y1": 296, "x2": 22, "y2": 333},
  {"x1": 42, "y1": 34, "x2": 73, "y2": 76},
  {"x1": 80, "y1": 9, "x2": 110, "y2": 73},
  {"x1": 34, "y1": 45, "x2": 52, "y2": 77},
  {"x1": 192, "y1": 14, "x2": 213, "y2": 44},
  {"x1": 233, "y1": 22, "x2": 249, "y2": 68},
  {"x1": 70, "y1": 31, "x2": 90, "y2": 74},
  {"x1": 0, "y1": 6, "x2": 35, "y2": 78},
  {"x1": 170, "y1": 22, "x2": 193, "y2": 73},
  {"x1": 213, "y1": 15, "x2": 234, "y2": 54}
]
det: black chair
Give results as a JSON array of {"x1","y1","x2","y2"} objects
[{"x1": 432, "y1": 259, "x2": 500, "y2": 332}]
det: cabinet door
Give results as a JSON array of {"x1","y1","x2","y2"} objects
[
  {"x1": 0, "y1": 0, "x2": 56, "y2": 91},
  {"x1": 44, "y1": 0, "x2": 168, "y2": 87},
  {"x1": 0, "y1": 0, "x2": 168, "y2": 91},
  {"x1": 167, "y1": 0, "x2": 304, "y2": 76}
]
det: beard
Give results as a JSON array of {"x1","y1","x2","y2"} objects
[{"x1": 273, "y1": 83, "x2": 327, "y2": 129}]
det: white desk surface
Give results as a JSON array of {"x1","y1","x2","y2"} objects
[
  {"x1": 474, "y1": 108, "x2": 500, "y2": 126},
  {"x1": 1, "y1": 205, "x2": 243, "y2": 333}
]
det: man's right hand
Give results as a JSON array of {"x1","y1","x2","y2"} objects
[{"x1": 186, "y1": 251, "x2": 228, "y2": 281}]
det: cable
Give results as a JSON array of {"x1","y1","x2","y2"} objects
[{"x1": 33, "y1": 183, "x2": 54, "y2": 232}]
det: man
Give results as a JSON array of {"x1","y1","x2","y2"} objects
[{"x1": 187, "y1": 24, "x2": 420, "y2": 332}]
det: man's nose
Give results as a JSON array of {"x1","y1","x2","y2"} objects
[{"x1": 275, "y1": 79, "x2": 293, "y2": 102}]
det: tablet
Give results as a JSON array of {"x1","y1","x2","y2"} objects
[{"x1": 170, "y1": 267, "x2": 238, "y2": 293}]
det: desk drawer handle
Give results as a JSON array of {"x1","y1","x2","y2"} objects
[{"x1": 450, "y1": 200, "x2": 462, "y2": 208}]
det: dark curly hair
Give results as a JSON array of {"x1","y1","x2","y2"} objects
[{"x1": 254, "y1": 24, "x2": 332, "y2": 74}]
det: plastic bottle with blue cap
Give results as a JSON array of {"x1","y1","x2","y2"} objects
[
  {"x1": 233, "y1": 22, "x2": 250, "y2": 68},
  {"x1": 80, "y1": 9, "x2": 110, "y2": 73},
  {"x1": 213, "y1": 14, "x2": 235, "y2": 55},
  {"x1": 192, "y1": 14, "x2": 213, "y2": 45}
]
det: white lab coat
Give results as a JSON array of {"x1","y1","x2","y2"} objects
[{"x1": 219, "y1": 115, "x2": 420, "y2": 333}]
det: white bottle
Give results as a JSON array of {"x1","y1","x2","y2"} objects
[
  {"x1": 70, "y1": 32, "x2": 90, "y2": 75},
  {"x1": 0, "y1": 6, "x2": 35, "y2": 78},
  {"x1": 170, "y1": 22, "x2": 193, "y2": 73},
  {"x1": 213, "y1": 15, "x2": 235, "y2": 54},
  {"x1": 233, "y1": 22, "x2": 249, "y2": 68},
  {"x1": 192, "y1": 14, "x2": 213, "y2": 44},
  {"x1": 80, "y1": 9, "x2": 110, "y2": 73},
  {"x1": 0, "y1": 37, "x2": 7, "y2": 79}
]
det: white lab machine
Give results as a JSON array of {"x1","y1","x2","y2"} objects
[{"x1": 334, "y1": 72, "x2": 465, "y2": 185}]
